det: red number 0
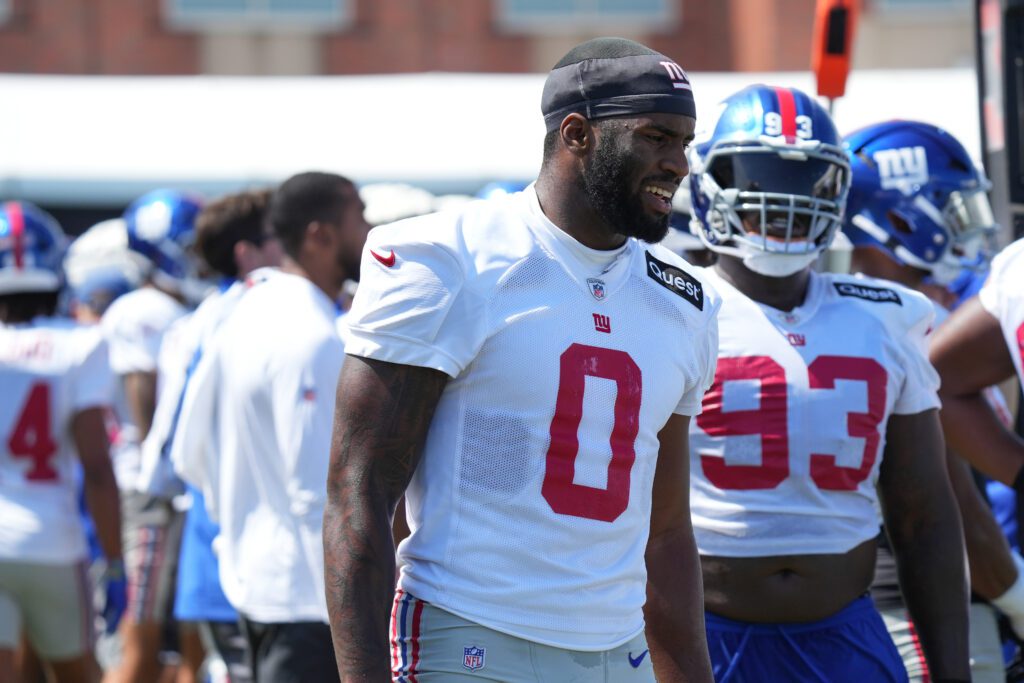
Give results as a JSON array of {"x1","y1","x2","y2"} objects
[
  {"x1": 696, "y1": 355, "x2": 886, "y2": 491},
  {"x1": 542, "y1": 343, "x2": 642, "y2": 522},
  {"x1": 8, "y1": 383, "x2": 59, "y2": 482}
]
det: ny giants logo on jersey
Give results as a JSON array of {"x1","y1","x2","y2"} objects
[
  {"x1": 463, "y1": 646, "x2": 486, "y2": 671},
  {"x1": 786, "y1": 333, "x2": 806, "y2": 347},
  {"x1": 873, "y1": 146, "x2": 928, "y2": 195},
  {"x1": 658, "y1": 61, "x2": 692, "y2": 91},
  {"x1": 645, "y1": 251, "x2": 703, "y2": 310},
  {"x1": 833, "y1": 282, "x2": 902, "y2": 305},
  {"x1": 593, "y1": 313, "x2": 611, "y2": 333}
]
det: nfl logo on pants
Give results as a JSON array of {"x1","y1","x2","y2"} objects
[{"x1": 463, "y1": 646, "x2": 486, "y2": 671}]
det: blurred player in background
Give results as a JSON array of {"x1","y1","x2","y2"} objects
[
  {"x1": 63, "y1": 218, "x2": 143, "y2": 325},
  {"x1": 843, "y1": 119, "x2": 1018, "y2": 682},
  {"x1": 173, "y1": 172, "x2": 369, "y2": 683},
  {"x1": 686, "y1": 85, "x2": 969, "y2": 681},
  {"x1": 327, "y1": 37, "x2": 718, "y2": 682},
  {"x1": 100, "y1": 189, "x2": 204, "y2": 683},
  {"x1": 0, "y1": 202, "x2": 125, "y2": 683},
  {"x1": 144, "y1": 187, "x2": 281, "y2": 683},
  {"x1": 929, "y1": 193, "x2": 1024, "y2": 667}
]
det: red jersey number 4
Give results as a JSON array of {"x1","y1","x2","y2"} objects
[{"x1": 8, "y1": 383, "x2": 59, "y2": 482}]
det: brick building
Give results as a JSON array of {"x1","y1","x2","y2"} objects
[{"x1": 0, "y1": 0, "x2": 974, "y2": 76}]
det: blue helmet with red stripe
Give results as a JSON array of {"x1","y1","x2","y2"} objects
[
  {"x1": 688, "y1": 84, "x2": 851, "y2": 276},
  {"x1": 842, "y1": 120, "x2": 997, "y2": 285},
  {"x1": 0, "y1": 201, "x2": 67, "y2": 295}
]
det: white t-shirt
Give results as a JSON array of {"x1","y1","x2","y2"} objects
[
  {"x1": 0, "y1": 318, "x2": 112, "y2": 563},
  {"x1": 690, "y1": 269, "x2": 939, "y2": 557},
  {"x1": 342, "y1": 186, "x2": 721, "y2": 650},
  {"x1": 171, "y1": 271, "x2": 344, "y2": 623},
  {"x1": 139, "y1": 270, "x2": 277, "y2": 498},
  {"x1": 100, "y1": 286, "x2": 187, "y2": 491},
  {"x1": 980, "y1": 238, "x2": 1024, "y2": 383}
]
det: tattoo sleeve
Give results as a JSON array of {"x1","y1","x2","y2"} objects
[{"x1": 323, "y1": 354, "x2": 448, "y2": 682}]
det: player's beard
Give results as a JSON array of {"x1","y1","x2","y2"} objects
[{"x1": 581, "y1": 129, "x2": 671, "y2": 244}]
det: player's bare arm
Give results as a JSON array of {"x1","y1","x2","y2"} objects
[
  {"x1": 73, "y1": 407, "x2": 123, "y2": 563},
  {"x1": 123, "y1": 369, "x2": 158, "y2": 441},
  {"x1": 324, "y1": 354, "x2": 448, "y2": 682},
  {"x1": 945, "y1": 449, "x2": 1018, "y2": 599},
  {"x1": 644, "y1": 413, "x2": 714, "y2": 683},
  {"x1": 877, "y1": 409, "x2": 969, "y2": 679},
  {"x1": 930, "y1": 296, "x2": 1024, "y2": 485}
]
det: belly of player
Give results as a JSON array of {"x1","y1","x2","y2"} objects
[{"x1": 700, "y1": 538, "x2": 877, "y2": 623}]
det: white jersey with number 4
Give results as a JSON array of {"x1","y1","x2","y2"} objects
[
  {"x1": 689, "y1": 268, "x2": 939, "y2": 558},
  {"x1": 980, "y1": 238, "x2": 1024, "y2": 384},
  {"x1": 0, "y1": 318, "x2": 112, "y2": 563},
  {"x1": 343, "y1": 185, "x2": 721, "y2": 650}
]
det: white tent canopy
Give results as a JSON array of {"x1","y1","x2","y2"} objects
[{"x1": 2, "y1": 69, "x2": 980, "y2": 206}]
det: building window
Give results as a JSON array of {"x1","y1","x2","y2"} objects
[
  {"x1": 496, "y1": 0, "x2": 675, "y2": 32},
  {"x1": 0, "y1": 0, "x2": 10, "y2": 24},
  {"x1": 165, "y1": 0, "x2": 349, "y2": 31}
]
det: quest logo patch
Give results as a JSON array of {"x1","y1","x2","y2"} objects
[
  {"x1": 645, "y1": 251, "x2": 703, "y2": 310},
  {"x1": 833, "y1": 282, "x2": 902, "y2": 305}
]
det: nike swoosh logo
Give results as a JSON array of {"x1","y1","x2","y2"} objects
[
  {"x1": 371, "y1": 248, "x2": 396, "y2": 267},
  {"x1": 628, "y1": 650, "x2": 649, "y2": 668}
]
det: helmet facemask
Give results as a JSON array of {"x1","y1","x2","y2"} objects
[{"x1": 694, "y1": 137, "x2": 850, "y2": 277}]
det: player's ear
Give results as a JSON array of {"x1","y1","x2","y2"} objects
[
  {"x1": 306, "y1": 220, "x2": 334, "y2": 249},
  {"x1": 560, "y1": 114, "x2": 593, "y2": 157}
]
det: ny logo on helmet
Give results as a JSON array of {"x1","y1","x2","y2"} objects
[
  {"x1": 874, "y1": 146, "x2": 928, "y2": 195},
  {"x1": 659, "y1": 61, "x2": 692, "y2": 91}
]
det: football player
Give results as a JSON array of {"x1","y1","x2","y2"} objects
[
  {"x1": 843, "y1": 119, "x2": 1020, "y2": 682},
  {"x1": 100, "y1": 189, "x2": 204, "y2": 683},
  {"x1": 63, "y1": 217, "x2": 144, "y2": 324},
  {"x1": 172, "y1": 173, "x2": 368, "y2": 683},
  {"x1": 687, "y1": 86, "x2": 969, "y2": 681},
  {"x1": 928, "y1": 178, "x2": 1024, "y2": 656},
  {"x1": 0, "y1": 201, "x2": 125, "y2": 683},
  {"x1": 326, "y1": 37, "x2": 719, "y2": 682},
  {"x1": 147, "y1": 188, "x2": 280, "y2": 683}
]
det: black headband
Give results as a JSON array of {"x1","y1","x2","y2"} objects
[{"x1": 541, "y1": 53, "x2": 697, "y2": 132}]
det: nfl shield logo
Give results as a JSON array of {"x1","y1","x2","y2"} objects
[
  {"x1": 463, "y1": 645, "x2": 486, "y2": 671},
  {"x1": 587, "y1": 277, "x2": 606, "y2": 301}
]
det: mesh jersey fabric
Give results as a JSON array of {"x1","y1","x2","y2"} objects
[
  {"x1": 342, "y1": 185, "x2": 721, "y2": 650},
  {"x1": 689, "y1": 268, "x2": 939, "y2": 557},
  {"x1": 0, "y1": 318, "x2": 112, "y2": 563}
]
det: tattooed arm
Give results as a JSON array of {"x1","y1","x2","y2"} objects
[{"x1": 324, "y1": 354, "x2": 449, "y2": 682}]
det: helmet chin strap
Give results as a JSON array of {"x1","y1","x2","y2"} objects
[
  {"x1": 741, "y1": 250, "x2": 819, "y2": 278},
  {"x1": 699, "y1": 232, "x2": 821, "y2": 278}
]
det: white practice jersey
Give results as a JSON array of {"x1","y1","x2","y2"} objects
[
  {"x1": 171, "y1": 271, "x2": 344, "y2": 623},
  {"x1": 100, "y1": 286, "x2": 187, "y2": 491},
  {"x1": 343, "y1": 186, "x2": 721, "y2": 650},
  {"x1": 980, "y1": 238, "x2": 1024, "y2": 384},
  {"x1": 690, "y1": 269, "x2": 939, "y2": 557},
  {"x1": 0, "y1": 318, "x2": 112, "y2": 563}
]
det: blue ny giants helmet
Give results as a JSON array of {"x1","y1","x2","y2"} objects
[
  {"x1": 688, "y1": 85, "x2": 851, "y2": 277},
  {"x1": 0, "y1": 201, "x2": 67, "y2": 295},
  {"x1": 842, "y1": 120, "x2": 997, "y2": 285},
  {"x1": 124, "y1": 189, "x2": 207, "y2": 302}
]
